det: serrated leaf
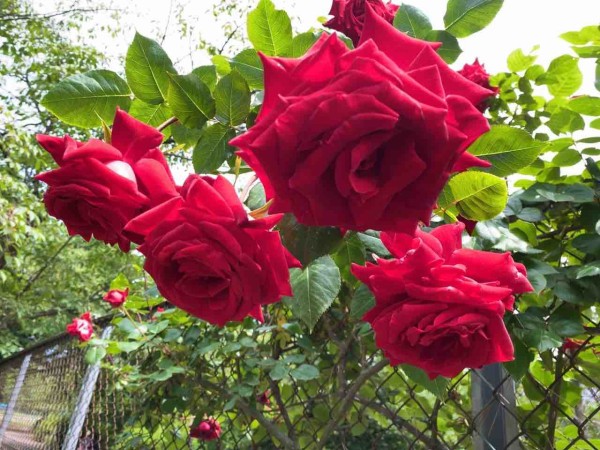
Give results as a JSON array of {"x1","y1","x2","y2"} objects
[
  {"x1": 284, "y1": 255, "x2": 341, "y2": 332},
  {"x1": 333, "y1": 233, "x2": 366, "y2": 283},
  {"x1": 41, "y1": 70, "x2": 131, "y2": 128},
  {"x1": 402, "y1": 364, "x2": 450, "y2": 397},
  {"x1": 467, "y1": 125, "x2": 545, "y2": 177},
  {"x1": 192, "y1": 66, "x2": 218, "y2": 91},
  {"x1": 503, "y1": 337, "x2": 533, "y2": 381},
  {"x1": 350, "y1": 283, "x2": 375, "y2": 320},
  {"x1": 167, "y1": 73, "x2": 215, "y2": 129},
  {"x1": 129, "y1": 100, "x2": 173, "y2": 138},
  {"x1": 214, "y1": 70, "x2": 251, "y2": 126},
  {"x1": 247, "y1": 0, "x2": 293, "y2": 56},
  {"x1": 290, "y1": 364, "x2": 320, "y2": 381},
  {"x1": 540, "y1": 55, "x2": 582, "y2": 97},
  {"x1": 444, "y1": 0, "x2": 504, "y2": 38},
  {"x1": 192, "y1": 123, "x2": 236, "y2": 173},
  {"x1": 85, "y1": 346, "x2": 107, "y2": 365},
  {"x1": 393, "y1": 4, "x2": 432, "y2": 39},
  {"x1": 439, "y1": 172, "x2": 508, "y2": 221},
  {"x1": 507, "y1": 48, "x2": 537, "y2": 72},
  {"x1": 576, "y1": 262, "x2": 600, "y2": 279},
  {"x1": 290, "y1": 32, "x2": 319, "y2": 57},
  {"x1": 425, "y1": 30, "x2": 462, "y2": 63},
  {"x1": 568, "y1": 95, "x2": 600, "y2": 115},
  {"x1": 230, "y1": 49, "x2": 264, "y2": 90},
  {"x1": 125, "y1": 32, "x2": 175, "y2": 104}
]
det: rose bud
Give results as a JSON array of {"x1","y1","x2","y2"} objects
[
  {"x1": 325, "y1": 0, "x2": 399, "y2": 46},
  {"x1": 190, "y1": 418, "x2": 221, "y2": 441},
  {"x1": 103, "y1": 288, "x2": 129, "y2": 308}
]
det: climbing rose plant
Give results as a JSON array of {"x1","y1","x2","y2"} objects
[{"x1": 36, "y1": 0, "x2": 599, "y2": 446}]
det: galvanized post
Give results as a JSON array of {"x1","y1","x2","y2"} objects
[
  {"x1": 62, "y1": 326, "x2": 113, "y2": 450},
  {"x1": 0, "y1": 354, "x2": 32, "y2": 446},
  {"x1": 472, "y1": 363, "x2": 520, "y2": 450}
]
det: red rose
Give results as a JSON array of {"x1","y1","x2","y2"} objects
[
  {"x1": 190, "y1": 418, "x2": 221, "y2": 441},
  {"x1": 231, "y1": 8, "x2": 493, "y2": 234},
  {"x1": 103, "y1": 288, "x2": 129, "y2": 308},
  {"x1": 66, "y1": 312, "x2": 94, "y2": 342},
  {"x1": 562, "y1": 338, "x2": 585, "y2": 353},
  {"x1": 124, "y1": 175, "x2": 301, "y2": 326},
  {"x1": 35, "y1": 109, "x2": 178, "y2": 252},
  {"x1": 256, "y1": 389, "x2": 271, "y2": 405},
  {"x1": 351, "y1": 223, "x2": 533, "y2": 378},
  {"x1": 458, "y1": 59, "x2": 497, "y2": 92},
  {"x1": 325, "y1": 0, "x2": 399, "y2": 46}
]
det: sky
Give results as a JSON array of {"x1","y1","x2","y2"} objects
[
  {"x1": 34, "y1": 0, "x2": 600, "y2": 93},
  {"x1": 100, "y1": 0, "x2": 600, "y2": 92}
]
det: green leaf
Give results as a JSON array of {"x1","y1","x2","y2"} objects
[
  {"x1": 129, "y1": 100, "x2": 173, "y2": 138},
  {"x1": 278, "y1": 214, "x2": 344, "y2": 266},
  {"x1": 214, "y1": 70, "x2": 251, "y2": 126},
  {"x1": 41, "y1": 70, "x2": 131, "y2": 129},
  {"x1": 167, "y1": 73, "x2": 215, "y2": 129},
  {"x1": 466, "y1": 125, "x2": 545, "y2": 177},
  {"x1": 192, "y1": 123, "x2": 236, "y2": 173},
  {"x1": 507, "y1": 48, "x2": 537, "y2": 72},
  {"x1": 568, "y1": 96, "x2": 600, "y2": 115},
  {"x1": 401, "y1": 364, "x2": 450, "y2": 398},
  {"x1": 572, "y1": 234, "x2": 600, "y2": 257},
  {"x1": 230, "y1": 49, "x2": 264, "y2": 90},
  {"x1": 551, "y1": 149, "x2": 581, "y2": 167},
  {"x1": 576, "y1": 262, "x2": 600, "y2": 279},
  {"x1": 393, "y1": 4, "x2": 432, "y2": 39},
  {"x1": 540, "y1": 55, "x2": 582, "y2": 97},
  {"x1": 349, "y1": 283, "x2": 375, "y2": 320},
  {"x1": 109, "y1": 273, "x2": 130, "y2": 290},
  {"x1": 85, "y1": 345, "x2": 107, "y2": 365},
  {"x1": 332, "y1": 233, "x2": 366, "y2": 284},
  {"x1": 246, "y1": 182, "x2": 266, "y2": 210},
  {"x1": 269, "y1": 362, "x2": 289, "y2": 380},
  {"x1": 116, "y1": 341, "x2": 143, "y2": 353},
  {"x1": 443, "y1": 0, "x2": 504, "y2": 38},
  {"x1": 547, "y1": 109, "x2": 585, "y2": 134},
  {"x1": 212, "y1": 55, "x2": 231, "y2": 76},
  {"x1": 439, "y1": 172, "x2": 508, "y2": 221},
  {"x1": 425, "y1": 30, "x2": 462, "y2": 63},
  {"x1": 247, "y1": 0, "x2": 293, "y2": 56},
  {"x1": 125, "y1": 32, "x2": 175, "y2": 104},
  {"x1": 192, "y1": 65, "x2": 218, "y2": 91},
  {"x1": 290, "y1": 32, "x2": 319, "y2": 57},
  {"x1": 284, "y1": 255, "x2": 341, "y2": 332},
  {"x1": 503, "y1": 337, "x2": 534, "y2": 381},
  {"x1": 549, "y1": 307, "x2": 585, "y2": 337},
  {"x1": 290, "y1": 364, "x2": 320, "y2": 381}
]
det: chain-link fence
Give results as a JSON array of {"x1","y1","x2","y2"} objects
[{"x1": 0, "y1": 317, "x2": 598, "y2": 450}]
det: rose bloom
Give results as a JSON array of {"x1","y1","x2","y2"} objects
[
  {"x1": 231, "y1": 8, "x2": 494, "y2": 234},
  {"x1": 103, "y1": 288, "x2": 129, "y2": 308},
  {"x1": 256, "y1": 389, "x2": 271, "y2": 406},
  {"x1": 352, "y1": 223, "x2": 533, "y2": 378},
  {"x1": 66, "y1": 312, "x2": 94, "y2": 342},
  {"x1": 562, "y1": 338, "x2": 585, "y2": 353},
  {"x1": 458, "y1": 58, "x2": 498, "y2": 93},
  {"x1": 325, "y1": 0, "x2": 399, "y2": 46},
  {"x1": 35, "y1": 109, "x2": 178, "y2": 251},
  {"x1": 124, "y1": 174, "x2": 300, "y2": 326},
  {"x1": 190, "y1": 418, "x2": 221, "y2": 441}
]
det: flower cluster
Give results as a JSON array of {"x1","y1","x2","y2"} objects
[{"x1": 38, "y1": 0, "x2": 529, "y2": 381}]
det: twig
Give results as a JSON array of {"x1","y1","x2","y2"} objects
[
  {"x1": 545, "y1": 354, "x2": 565, "y2": 450},
  {"x1": 355, "y1": 396, "x2": 449, "y2": 450},
  {"x1": 317, "y1": 359, "x2": 389, "y2": 449}
]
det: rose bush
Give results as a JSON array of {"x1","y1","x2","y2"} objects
[
  {"x1": 124, "y1": 174, "x2": 300, "y2": 326},
  {"x1": 325, "y1": 0, "x2": 398, "y2": 45},
  {"x1": 231, "y1": 8, "x2": 494, "y2": 234},
  {"x1": 352, "y1": 223, "x2": 533, "y2": 378},
  {"x1": 35, "y1": 109, "x2": 178, "y2": 251}
]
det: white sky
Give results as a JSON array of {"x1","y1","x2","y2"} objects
[{"x1": 101, "y1": 0, "x2": 600, "y2": 93}]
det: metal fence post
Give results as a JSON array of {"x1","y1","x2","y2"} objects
[
  {"x1": 472, "y1": 364, "x2": 520, "y2": 450},
  {"x1": 61, "y1": 326, "x2": 113, "y2": 450},
  {"x1": 0, "y1": 353, "x2": 32, "y2": 446}
]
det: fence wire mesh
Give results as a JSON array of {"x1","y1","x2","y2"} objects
[{"x1": 0, "y1": 317, "x2": 598, "y2": 450}]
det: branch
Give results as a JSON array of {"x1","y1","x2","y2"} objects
[
  {"x1": 316, "y1": 359, "x2": 389, "y2": 449},
  {"x1": 157, "y1": 117, "x2": 178, "y2": 132},
  {"x1": 0, "y1": 8, "x2": 120, "y2": 22},
  {"x1": 355, "y1": 396, "x2": 449, "y2": 450}
]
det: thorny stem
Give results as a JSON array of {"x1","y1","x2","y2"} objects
[{"x1": 121, "y1": 307, "x2": 146, "y2": 337}]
